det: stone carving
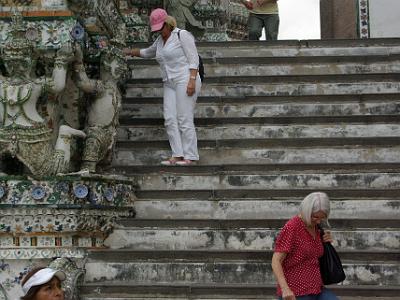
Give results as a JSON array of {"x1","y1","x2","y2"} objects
[
  {"x1": 0, "y1": 3, "x2": 135, "y2": 299},
  {"x1": 123, "y1": 0, "x2": 235, "y2": 42},
  {"x1": 0, "y1": 286, "x2": 6, "y2": 300},
  {"x1": 67, "y1": 0, "x2": 126, "y2": 44},
  {"x1": 48, "y1": 258, "x2": 84, "y2": 300},
  {"x1": 166, "y1": 0, "x2": 204, "y2": 31},
  {"x1": 0, "y1": 12, "x2": 85, "y2": 177},
  {"x1": 63, "y1": 0, "x2": 128, "y2": 173},
  {"x1": 74, "y1": 44, "x2": 127, "y2": 173},
  {"x1": 0, "y1": 8, "x2": 128, "y2": 176}
]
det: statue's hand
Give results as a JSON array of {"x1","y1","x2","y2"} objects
[
  {"x1": 57, "y1": 42, "x2": 75, "y2": 63},
  {"x1": 74, "y1": 43, "x2": 84, "y2": 64}
]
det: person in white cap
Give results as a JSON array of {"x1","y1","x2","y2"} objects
[
  {"x1": 123, "y1": 8, "x2": 201, "y2": 166},
  {"x1": 20, "y1": 267, "x2": 66, "y2": 300}
]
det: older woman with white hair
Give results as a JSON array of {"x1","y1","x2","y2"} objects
[{"x1": 271, "y1": 192, "x2": 339, "y2": 300}]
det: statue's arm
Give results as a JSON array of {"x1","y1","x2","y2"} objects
[
  {"x1": 48, "y1": 44, "x2": 74, "y2": 93},
  {"x1": 73, "y1": 44, "x2": 104, "y2": 94},
  {"x1": 74, "y1": 64, "x2": 104, "y2": 94},
  {"x1": 51, "y1": 62, "x2": 68, "y2": 93}
]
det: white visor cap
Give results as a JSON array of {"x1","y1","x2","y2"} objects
[{"x1": 22, "y1": 268, "x2": 66, "y2": 296}]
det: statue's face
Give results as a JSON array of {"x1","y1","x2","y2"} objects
[{"x1": 4, "y1": 56, "x2": 33, "y2": 77}]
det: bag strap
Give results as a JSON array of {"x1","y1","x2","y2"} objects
[
  {"x1": 317, "y1": 224, "x2": 324, "y2": 240},
  {"x1": 177, "y1": 29, "x2": 199, "y2": 71},
  {"x1": 177, "y1": 29, "x2": 186, "y2": 57}
]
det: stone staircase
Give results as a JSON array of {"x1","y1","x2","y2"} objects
[{"x1": 80, "y1": 39, "x2": 400, "y2": 299}]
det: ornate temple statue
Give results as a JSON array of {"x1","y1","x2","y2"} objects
[
  {"x1": 49, "y1": 258, "x2": 85, "y2": 300},
  {"x1": 0, "y1": 12, "x2": 85, "y2": 177},
  {"x1": 64, "y1": 0, "x2": 128, "y2": 173},
  {"x1": 73, "y1": 44, "x2": 127, "y2": 173},
  {"x1": 166, "y1": 0, "x2": 204, "y2": 31},
  {"x1": 0, "y1": 5, "x2": 135, "y2": 300}
]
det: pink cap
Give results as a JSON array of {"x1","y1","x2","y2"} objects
[{"x1": 150, "y1": 8, "x2": 168, "y2": 32}]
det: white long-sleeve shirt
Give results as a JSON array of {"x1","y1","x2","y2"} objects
[{"x1": 140, "y1": 28, "x2": 199, "y2": 82}]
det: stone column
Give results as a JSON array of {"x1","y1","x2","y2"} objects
[{"x1": 320, "y1": 0, "x2": 358, "y2": 39}]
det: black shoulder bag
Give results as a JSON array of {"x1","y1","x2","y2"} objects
[
  {"x1": 177, "y1": 30, "x2": 204, "y2": 82},
  {"x1": 318, "y1": 225, "x2": 346, "y2": 285}
]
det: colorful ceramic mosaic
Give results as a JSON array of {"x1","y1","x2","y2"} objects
[
  {"x1": 0, "y1": 175, "x2": 135, "y2": 299},
  {"x1": 0, "y1": 175, "x2": 135, "y2": 206},
  {"x1": 0, "y1": 0, "x2": 67, "y2": 10},
  {"x1": 0, "y1": 174, "x2": 135, "y2": 256},
  {"x1": 0, "y1": 18, "x2": 74, "y2": 49},
  {"x1": 358, "y1": 0, "x2": 370, "y2": 38}
]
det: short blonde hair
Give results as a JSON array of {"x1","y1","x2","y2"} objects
[
  {"x1": 299, "y1": 192, "x2": 330, "y2": 226},
  {"x1": 164, "y1": 15, "x2": 177, "y2": 30}
]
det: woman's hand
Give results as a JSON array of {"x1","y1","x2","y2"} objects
[
  {"x1": 241, "y1": 0, "x2": 253, "y2": 9},
  {"x1": 123, "y1": 48, "x2": 140, "y2": 57},
  {"x1": 322, "y1": 230, "x2": 333, "y2": 243},
  {"x1": 187, "y1": 78, "x2": 196, "y2": 96},
  {"x1": 281, "y1": 286, "x2": 296, "y2": 300}
]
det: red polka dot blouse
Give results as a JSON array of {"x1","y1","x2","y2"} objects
[{"x1": 274, "y1": 215, "x2": 324, "y2": 297}]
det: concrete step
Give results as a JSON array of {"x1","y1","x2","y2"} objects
[
  {"x1": 114, "y1": 146, "x2": 400, "y2": 167},
  {"x1": 120, "y1": 95, "x2": 400, "y2": 119},
  {"x1": 194, "y1": 39, "x2": 400, "y2": 58},
  {"x1": 82, "y1": 297, "x2": 400, "y2": 300},
  {"x1": 118, "y1": 219, "x2": 400, "y2": 229},
  {"x1": 129, "y1": 39, "x2": 400, "y2": 59},
  {"x1": 116, "y1": 123, "x2": 400, "y2": 142},
  {"x1": 133, "y1": 188, "x2": 400, "y2": 201},
  {"x1": 104, "y1": 39, "x2": 400, "y2": 300},
  {"x1": 83, "y1": 260, "x2": 399, "y2": 286},
  {"x1": 133, "y1": 172, "x2": 400, "y2": 192},
  {"x1": 124, "y1": 93, "x2": 400, "y2": 105},
  {"x1": 120, "y1": 117, "x2": 400, "y2": 127},
  {"x1": 104, "y1": 226, "x2": 400, "y2": 252},
  {"x1": 126, "y1": 162, "x2": 400, "y2": 173},
  {"x1": 125, "y1": 80, "x2": 400, "y2": 98},
  {"x1": 130, "y1": 57, "x2": 400, "y2": 79},
  {"x1": 80, "y1": 283, "x2": 400, "y2": 299},
  {"x1": 127, "y1": 73, "x2": 400, "y2": 85},
  {"x1": 86, "y1": 249, "x2": 400, "y2": 262},
  {"x1": 112, "y1": 164, "x2": 400, "y2": 178},
  {"x1": 130, "y1": 199, "x2": 400, "y2": 220}
]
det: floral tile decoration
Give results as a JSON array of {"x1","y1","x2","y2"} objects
[{"x1": 358, "y1": 0, "x2": 370, "y2": 38}]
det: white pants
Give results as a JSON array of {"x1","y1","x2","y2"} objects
[{"x1": 163, "y1": 75, "x2": 201, "y2": 160}]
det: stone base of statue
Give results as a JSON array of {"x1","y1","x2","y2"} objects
[{"x1": 0, "y1": 174, "x2": 135, "y2": 299}]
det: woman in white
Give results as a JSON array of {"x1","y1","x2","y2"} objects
[{"x1": 124, "y1": 8, "x2": 201, "y2": 166}]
